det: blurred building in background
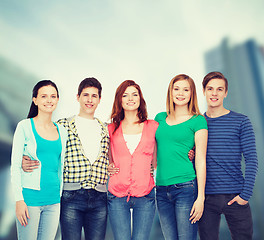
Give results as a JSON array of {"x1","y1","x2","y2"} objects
[
  {"x1": 1, "y1": 38, "x2": 263, "y2": 239},
  {"x1": 0, "y1": 56, "x2": 35, "y2": 240},
  {"x1": 205, "y1": 38, "x2": 264, "y2": 239}
]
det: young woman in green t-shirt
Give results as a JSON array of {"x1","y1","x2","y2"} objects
[{"x1": 155, "y1": 74, "x2": 208, "y2": 240}]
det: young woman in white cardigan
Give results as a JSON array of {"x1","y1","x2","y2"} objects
[{"x1": 11, "y1": 80, "x2": 67, "y2": 240}]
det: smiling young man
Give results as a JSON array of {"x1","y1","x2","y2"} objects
[
  {"x1": 198, "y1": 72, "x2": 258, "y2": 240},
  {"x1": 22, "y1": 78, "x2": 109, "y2": 240}
]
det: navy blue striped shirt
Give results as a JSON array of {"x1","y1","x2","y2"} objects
[{"x1": 204, "y1": 111, "x2": 258, "y2": 201}]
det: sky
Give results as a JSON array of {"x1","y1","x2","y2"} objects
[{"x1": 0, "y1": 0, "x2": 264, "y2": 121}]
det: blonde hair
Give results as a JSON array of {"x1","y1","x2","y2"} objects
[{"x1": 166, "y1": 74, "x2": 201, "y2": 116}]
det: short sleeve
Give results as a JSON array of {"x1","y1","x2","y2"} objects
[
  {"x1": 107, "y1": 123, "x2": 115, "y2": 138},
  {"x1": 193, "y1": 115, "x2": 208, "y2": 132},
  {"x1": 154, "y1": 112, "x2": 167, "y2": 123},
  {"x1": 147, "y1": 119, "x2": 159, "y2": 132}
]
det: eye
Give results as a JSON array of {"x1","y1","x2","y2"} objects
[
  {"x1": 122, "y1": 94, "x2": 127, "y2": 98},
  {"x1": 92, "y1": 94, "x2": 98, "y2": 98},
  {"x1": 184, "y1": 89, "x2": 189, "y2": 92},
  {"x1": 133, "y1": 93, "x2": 138, "y2": 97}
]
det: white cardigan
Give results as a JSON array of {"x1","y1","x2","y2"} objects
[{"x1": 10, "y1": 119, "x2": 67, "y2": 201}]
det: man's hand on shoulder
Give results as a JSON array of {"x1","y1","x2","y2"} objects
[{"x1": 22, "y1": 155, "x2": 39, "y2": 172}]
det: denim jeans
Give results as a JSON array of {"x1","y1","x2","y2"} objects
[
  {"x1": 60, "y1": 189, "x2": 107, "y2": 240},
  {"x1": 198, "y1": 194, "x2": 253, "y2": 240},
  {"x1": 16, "y1": 203, "x2": 60, "y2": 240},
  {"x1": 156, "y1": 180, "x2": 197, "y2": 240},
  {"x1": 108, "y1": 188, "x2": 156, "y2": 240}
]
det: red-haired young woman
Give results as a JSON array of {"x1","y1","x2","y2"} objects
[{"x1": 107, "y1": 80, "x2": 158, "y2": 240}]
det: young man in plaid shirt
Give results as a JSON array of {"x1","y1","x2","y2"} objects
[{"x1": 22, "y1": 78, "x2": 109, "y2": 240}]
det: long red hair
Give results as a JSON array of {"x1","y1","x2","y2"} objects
[{"x1": 111, "y1": 80, "x2": 148, "y2": 133}]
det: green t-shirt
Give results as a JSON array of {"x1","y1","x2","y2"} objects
[{"x1": 155, "y1": 112, "x2": 207, "y2": 186}]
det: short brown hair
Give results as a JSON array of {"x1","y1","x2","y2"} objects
[
  {"x1": 166, "y1": 74, "x2": 201, "y2": 116},
  {"x1": 78, "y1": 77, "x2": 102, "y2": 98},
  {"x1": 202, "y1": 72, "x2": 228, "y2": 92}
]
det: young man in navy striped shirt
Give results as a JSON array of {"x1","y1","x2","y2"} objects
[{"x1": 198, "y1": 72, "x2": 258, "y2": 240}]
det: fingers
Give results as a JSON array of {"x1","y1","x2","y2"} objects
[
  {"x1": 228, "y1": 195, "x2": 248, "y2": 205},
  {"x1": 22, "y1": 159, "x2": 39, "y2": 172},
  {"x1": 189, "y1": 208, "x2": 203, "y2": 224},
  {"x1": 189, "y1": 206, "x2": 195, "y2": 221},
  {"x1": 150, "y1": 165, "x2": 155, "y2": 177},
  {"x1": 16, "y1": 201, "x2": 29, "y2": 226},
  {"x1": 188, "y1": 150, "x2": 195, "y2": 161},
  {"x1": 23, "y1": 155, "x2": 31, "y2": 161},
  {"x1": 20, "y1": 213, "x2": 28, "y2": 226},
  {"x1": 108, "y1": 163, "x2": 119, "y2": 176},
  {"x1": 25, "y1": 207, "x2": 30, "y2": 220},
  {"x1": 227, "y1": 197, "x2": 236, "y2": 206},
  {"x1": 189, "y1": 201, "x2": 204, "y2": 224},
  {"x1": 190, "y1": 212, "x2": 202, "y2": 224}
]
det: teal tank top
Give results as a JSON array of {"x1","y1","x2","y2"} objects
[{"x1": 23, "y1": 118, "x2": 62, "y2": 206}]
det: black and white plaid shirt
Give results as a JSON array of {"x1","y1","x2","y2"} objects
[{"x1": 57, "y1": 116, "x2": 109, "y2": 189}]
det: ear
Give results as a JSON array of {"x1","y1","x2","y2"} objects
[
  {"x1": 32, "y1": 97, "x2": 37, "y2": 106},
  {"x1": 203, "y1": 88, "x2": 205, "y2": 96},
  {"x1": 77, "y1": 94, "x2": 80, "y2": 102},
  {"x1": 224, "y1": 90, "x2": 228, "y2": 98}
]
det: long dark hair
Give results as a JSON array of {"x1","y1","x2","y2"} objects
[
  {"x1": 27, "y1": 80, "x2": 59, "y2": 118},
  {"x1": 111, "y1": 80, "x2": 147, "y2": 133}
]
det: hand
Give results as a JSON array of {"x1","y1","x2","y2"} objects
[
  {"x1": 16, "y1": 200, "x2": 30, "y2": 226},
  {"x1": 22, "y1": 155, "x2": 39, "y2": 172},
  {"x1": 150, "y1": 165, "x2": 154, "y2": 177},
  {"x1": 188, "y1": 148, "x2": 195, "y2": 161},
  {"x1": 189, "y1": 197, "x2": 204, "y2": 224},
  {"x1": 108, "y1": 163, "x2": 119, "y2": 177},
  {"x1": 228, "y1": 195, "x2": 248, "y2": 206}
]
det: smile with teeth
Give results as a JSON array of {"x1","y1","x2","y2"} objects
[
  {"x1": 176, "y1": 97, "x2": 185, "y2": 101},
  {"x1": 210, "y1": 98, "x2": 218, "y2": 102},
  {"x1": 85, "y1": 104, "x2": 93, "y2": 108},
  {"x1": 127, "y1": 102, "x2": 135, "y2": 105}
]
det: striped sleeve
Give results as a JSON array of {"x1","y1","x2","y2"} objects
[{"x1": 239, "y1": 117, "x2": 258, "y2": 201}]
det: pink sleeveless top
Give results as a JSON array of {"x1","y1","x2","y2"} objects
[{"x1": 108, "y1": 120, "x2": 158, "y2": 198}]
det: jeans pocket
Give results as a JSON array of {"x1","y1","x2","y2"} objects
[
  {"x1": 61, "y1": 190, "x2": 76, "y2": 202},
  {"x1": 174, "y1": 180, "x2": 195, "y2": 189},
  {"x1": 233, "y1": 201, "x2": 249, "y2": 208},
  {"x1": 97, "y1": 191, "x2": 107, "y2": 201},
  {"x1": 143, "y1": 188, "x2": 155, "y2": 200},
  {"x1": 107, "y1": 191, "x2": 117, "y2": 200}
]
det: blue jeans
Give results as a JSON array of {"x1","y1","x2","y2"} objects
[
  {"x1": 16, "y1": 203, "x2": 60, "y2": 240},
  {"x1": 108, "y1": 188, "x2": 156, "y2": 240},
  {"x1": 198, "y1": 194, "x2": 253, "y2": 240},
  {"x1": 60, "y1": 189, "x2": 107, "y2": 240},
  {"x1": 156, "y1": 180, "x2": 197, "y2": 240}
]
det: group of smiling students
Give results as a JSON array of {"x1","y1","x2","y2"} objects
[{"x1": 11, "y1": 72, "x2": 258, "y2": 240}]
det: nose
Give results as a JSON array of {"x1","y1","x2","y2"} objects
[
  {"x1": 128, "y1": 94, "x2": 133, "y2": 101},
  {"x1": 178, "y1": 90, "x2": 184, "y2": 95},
  {"x1": 212, "y1": 90, "x2": 217, "y2": 96},
  {"x1": 87, "y1": 96, "x2": 92, "y2": 102}
]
